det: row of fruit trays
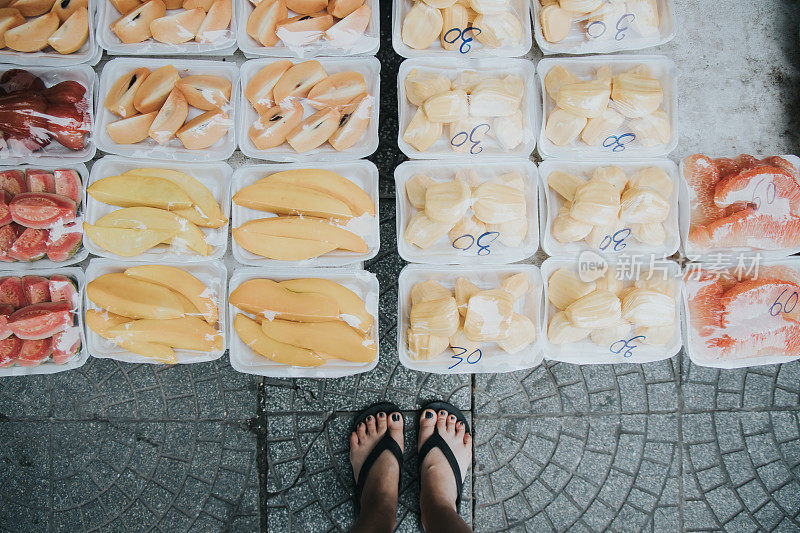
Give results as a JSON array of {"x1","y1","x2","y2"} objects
[
  {"x1": 4, "y1": 254, "x2": 795, "y2": 377},
  {"x1": 0, "y1": 56, "x2": 679, "y2": 163},
  {"x1": 4, "y1": 153, "x2": 800, "y2": 267},
  {"x1": 0, "y1": 0, "x2": 674, "y2": 64}
]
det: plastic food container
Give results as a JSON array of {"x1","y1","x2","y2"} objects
[
  {"x1": 397, "y1": 264, "x2": 544, "y2": 374},
  {"x1": 0, "y1": 0, "x2": 100, "y2": 66},
  {"x1": 541, "y1": 257, "x2": 682, "y2": 364},
  {"x1": 0, "y1": 64, "x2": 96, "y2": 165},
  {"x1": 537, "y1": 55, "x2": 677, "y2": 160},
  {"x1": 0, "y1": 163, "x2": 88, "y2": 268},
  {"x1": 238, "y1": 57, "x2": 380, "y2": 162},
  {"x1": 0, "y1": 267, "x2": 86, "y2": 377},
  {"x1": 231, "y1": 161, "x2": 379, "y2": 267},
  {"x1": 397, "y1": 57, "x2": 539, "y2": 160},
  {"x1": 228, "y1": 267, "x2": 380, "y2": 378},
  {"x1": 392, "y1": 0, "x2": 532, "y2": 58},
  {"x1": 237, "y1": 0, "x2": 379, "y2": 57},
  {"x1": 679, "y1": 154, "x2": 800, "y2": 261},
  {"x1": 540, "y1": 159, "x2": 680, "y2": 258},
  {"x1": 97, "y1": 0, "x2": 238, "y2": 55},
  {"x1": 84, "y1": 156, "x2": 231, "y2": 262},
  {"x1": 83, "y1": 258, "x2": 227, "y2": 365},
  {"x1": 532, "y1": 0, "x2": 675, "y2": 56},
  {"x1": 682, "y1": 259, "x2": 800, "y2": 369},
  {"x1": 395, "y1": 159, "x2": 540, "y2": 264},
  {"x1": 95, "y1": 57, "x2": 238, "y2": 162}
]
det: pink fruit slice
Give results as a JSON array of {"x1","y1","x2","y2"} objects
[
  {"x1": 9, "y1": 227, "x2": 48, "y2": 261},
  {"x1": 45, "y1": 224, "x2": 81, "y2": 262},
  {"x1": 0, "y1": 223, "x2": 22, "y2": 262},
  {"x1": 0, "y1": 169, "x2": 26, "y2": 195},
  {"x1": 0, "y1": 276, "x2": 25, "y2": 308},
  {"x1": 0, "y1": 335, "x2": 22, "y2": 367},
  {"x1": 8, "y1": 301, "x2": 72, "y2": 340},
  {"x1": 52, "y1": 326, "x2": 80, "y2": 364},
  {"x1": 689, "y1": 207, "x2": 800, "y2": 251},
  {"x1": 9, "y1": 192, "x2": 76, "y2": 229},
  {"x1": 22, "y1": 275, "x2": 50, "y2": 305},
  {"x1": 48, "y1": 274, "x2": 77, "y2": 307},
  {"x1": 25, "y1": 169, "x2": 55, "y2": 193},
  {"x1": 53, "y1": 168, "x2": 82, "y2": 205},
  {"x1": 0, "y1": 190, "x2": 13, "y2": 226},
  {"x1": 0, "y1": 304, "x2": 13, "y2": 340},
  {"x1": 684, "y1": 154, "x2": 726, "y2": 227},
  {"x1": 16, "y1": 337, "x2": 52, "y2": 367}
]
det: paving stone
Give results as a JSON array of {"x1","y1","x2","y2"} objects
[
  {"x1": 265, "y1": 411, "x2": 472, "y2": 531},
  {"x1": 472, "y1": 414, "x2": 679, "y2": 532},
  {"x1": 475, "y1": 359, "x2": 679, "y2": 416},
  {"x1": 682, "y1": 411, "x2": 800, "y2": 530},
  {"x1": 0, "y1": 420, "x2": 258, "y2": 532}
]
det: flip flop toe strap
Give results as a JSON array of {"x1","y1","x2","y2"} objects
[
  {"x1": 354, "y1": 433, "x2": 403, "y2": 513},
  {"x1": 418, "y1": 428, "x2": 464, "y2": 512}
]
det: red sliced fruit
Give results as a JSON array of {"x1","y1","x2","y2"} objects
[
  {"x1": 45, "y1": 103, "x2": 89, "y2": 151},
  {"x1": 0, "y1": 169, "x2": 26, "y2": 195},
  {"x1": 0, "y1": 335, "x2": 22, "y2": 367},
  {"x1": 0, "y1": 276, "x2": 24, "y2": 308},
  {"x1": 45, "y1": 224, "x2": 81, "y2": 262},
  {"x1": 48, "y1": 274, "x2": 77, "y2": 307},
  {"x1": 0, "y1": 304, "x2": 13, "y2": 340},
  {"x1": 42, "y1": 81, "x2": 86, "y2": 107},
  {"x1": 10, "y1": 192, "x2": 76, "y2": 229},
  {"x1": 25, "y1": 169, "x2": 55, "y2": 193},
  {"x1": 0, "y1": 223, "x2": 22, "y2": 262},
  {"x1": 16, "y1": 337, "x2": 53, "y2": 367},
  {"x1": 0, "y1": 69, "x2": 45, "y2": 94},
  {"x1": 52, "y1": 326, "x2": 80, "y2": 364},
  {"x1": 22, "y1": 275, "x2": 50, "y2": 305},
  {"x1": 0, "y1": 190, "x2": 12, "y2": 226},
  {"x1": 9, "y1": 227, "x2": 48, "y2": 261},
  {"x1": 8, "y1": 301, "x2": 72, "y2": 340},
  {"x1": 53, "y1": 169, "x2": 82, "y2": 205}
]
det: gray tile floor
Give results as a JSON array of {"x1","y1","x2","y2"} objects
[{"x1": 2, "y1": 0, "x2": 800, "y2": 531}]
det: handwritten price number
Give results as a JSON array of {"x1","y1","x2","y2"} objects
[
  {"x1": 769, "y1": 289, "x2": 799, "y2": 317},
  {"x1": 443, "y1": 27, "x2": 482, "y2": 54},
  {"x1": 586, "y1": 13, "x2": 636, "y2": 41},
  {"x1": 603, "y1": 133, "x2": 636, "y2": 152},
  {"x1": 449, "y1": 346, "x2": 482, "y2": 369},
  {"x1": 599, "y1": 228, "x2": 631, "y2": 252},
  {"x1": 451, "y1": 123, "x2": 490, "y2": 154},
  {"x1": 452, "y1": 231, "x2": 500, "y2": 255},
  {"x1": 751, "y1": 178, "x2": 777, "y2": 210},
  {"x1": 610, "y1": 335, "x2": 646, "y2": 358}
]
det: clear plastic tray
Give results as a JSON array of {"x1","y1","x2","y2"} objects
[
  {"x1": 231, "y1": 161, "x2": 379, "y2": 267},
  {"x1": 0, "y1": 163, "x2": 89, "y2": 268},
  {"x1": 97, "y1": 0, "x2": 238, "y2": 55},
  {"x1": 394, "y1": 159, "x2": 540, "y2": 264},
  {"x1": 397, "y1": 57, "x2": 539, "y2": 160},
  {"x1": 537, "y1": 55, "x2": 677, "y2": 160},
  {"x1": 84, "y1": 156, "x2": 231, "y2": 262},
  {"x1": 0, "y1": 267, "x2": 87, "y2": 377},
  {"x1": 0, "y1": 64, "x2": 97, "y2": 165},
  {"x1": 237, "y1": 0, "x2": 379, "y2": 57},
  {"x1": 679, "y1": 154, "x2": 800, "y2": 261},
  {"x1": 95, "y1": 57, "x2": 239, "y2": 162},
  {"x1": 541, "y1": 256, "x2": 682, "y2": 364},
  {"x1": 0, "y1": 0, "x2": 101, "y2": 66},
  {"x1": 397, "y1": 264, "x2": 544, "y2": 374},
  {"x1": 83, "y1": 258, "x2": 227, "y2": 365},
  {"x1": 238, "y1": 57, "x2": 380, "y2": 162},
  {"x1": 532, "y1": 0, "x2": 675, "y2": 56},
  {"x1": 228, "y1": 266, "x2": 380, "y2": 378},
  {"x1": 391, "y1": 0, "x2": 532, "y2": 58},
  {"x1": 539, "y1": 159, "x2": 680, "y2": 258}
]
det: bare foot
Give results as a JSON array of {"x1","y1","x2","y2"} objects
[
  {"x1": 350, "y1": 410, "x2": 404, "y2": 508},
  {"x1": 418, "y1": 408, "x2": 472, "y2": 512}
]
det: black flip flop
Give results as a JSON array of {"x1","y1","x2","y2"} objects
[
  {"x1": 417, "y1": 400, "x2": 471, "y2": 513},
  {"x1": 351, "y1": 402, "x2": 404, "y2": 514}
]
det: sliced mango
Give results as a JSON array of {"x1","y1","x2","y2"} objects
[
  {"x1": 106, "y1": 317, "x2": 223, "y2": 352},
  {"x1": 279, "y1": 278, "x2": 372, "y2": 335},
  {"x1": 260, "y1": 319, "x2": 376, "y2": 363},
  {"x1": 88, "y1": 175, "x2": 193, "y2": 210},
  {"x1": 259, "y1": 169, "x2": 375, "y2": 217},
  {"x1": 85, "y1": 309, "x2": 177, "y2": 363},
  {"x1": 83, "y1": 223, "x2": 177, "y2": 257},
  {"x1": 230, "y1": 278, "x2": 339, "y2": 322},
  {"x1": 234, "y1": 313, "x2": 324, "y2": 367},
  {"x1": 96, "y1": 207, "x2": 211, "y2": 256},
  {"x1": 233, "y1": 181, "x2": 353, "y2": 220},
  {"x1": 123, "y1": 265, "x2": 218, "y2": 325},
  {"x1": 235, "y1": 216, "x2": 367, "y2": 257}
]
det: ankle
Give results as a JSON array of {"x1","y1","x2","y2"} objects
[{"x1": 420, "y1": 498, "x2": 458, "y2": 529}]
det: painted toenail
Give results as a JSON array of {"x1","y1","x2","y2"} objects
[
  {"x1": 392, "y1": 413, "x2": 400, "y2": 421},
  {"x1": 439, "y1": 410, "x2": 447, "y2": 416},
  {"x1": 449, "y1": 415, "x2": 455, "y2": 420},
  {"x1": 367, "y1": 416, "x2": 373, "y2": 421},
  {"x1": 425, "y1": 411, "x2": 433, "y2": 419},
  {"x1": 378, "y1": 412, "x2": 385, "y2": 418}
]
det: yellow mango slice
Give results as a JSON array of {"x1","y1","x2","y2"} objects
[
  {"x1": 234, "y1": 314, "x2": 325, "y2": 367},
  {"x1": 229, "y1": 279, "x2": 340, "y2": 322},
  {"x1": 83, "y1": 223, "x2": 176, "y2": 257},
  {"x1": 88, "y1": 175, "x2": 193, "y2": 210},
  {"x1": 279, "y1": 278, "x2": 372, "y2": 335},
  {"x1": 260, "y1": 319, "x2": 376, "y2": 363},
  {"x1": 106, "y1": 317, "x2": 223, "y2": 352},
  {"x1": 258, "y1": 169, "x2": 375, "y2": 217},
  {"x1": 85, "y1": 309, "x2": 177, "y2": 364},
  {"x1": 234, "y1": 181, "x2": 353, "y2": 220},
  {"x1": 87, "y1": 273, "x2": 185, "y2": 320},
  {"x1": 123, "y1": 265, "x2": 218, "y2": 325}
]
